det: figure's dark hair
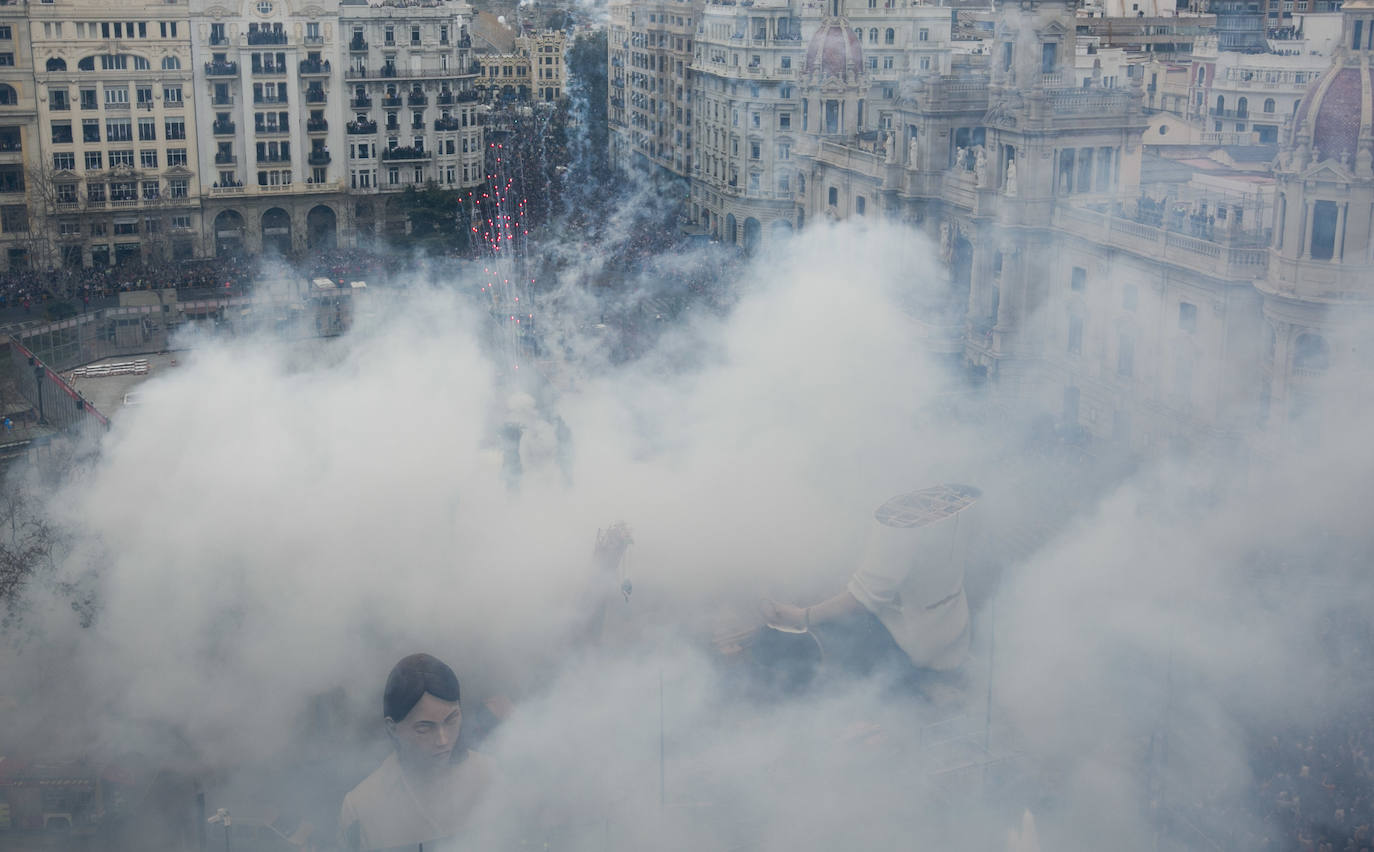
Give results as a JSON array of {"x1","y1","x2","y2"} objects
[{"x1": 383, "y1": 653, "x2": 461, "y2": 721}]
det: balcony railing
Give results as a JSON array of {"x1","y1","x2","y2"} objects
[
  {"x1": 381, "y1": 146, "x2": 428, "y2": 161},
  {"x1": 206, "y1": 61, "x2": 239, "y2": 76},
  {"x1": 381, "y1": 96, "x2": 402, "y2": 107},
  {"x1": 308, "y1": 151, "x2": 331, "y2": 165},
  {"x1": 434, "y1": 117, "x2": 461, "y2": 131},
  {"x1": 304, "y1": 35, "x2": 325, "y2": 46},
  {"x1": 259, "y1": 154, "x2": 292, "y2": 163},
  {"x1": 253, "y1": 95, "x2": 289, "y2": 106},
  {"x1": 349, "y1": 38, "x2": 368, "y2": 51},
  {"x1": 214, "y1": 153, "x2": 237, "y2": 165},
  {"x1": 209, "y1": 35, "x2": 229, "y2": 46},
  {"x1": 253, "y1": 64, "x2": 288, "y2": 76},
  {"x1": 408, "y1": 93, "x2": 427, "y2": 106},
  {"x1": 300, "y1": 59, "x2": 331, "y2": 75},
  {"x1": 306, "y1": 88, "x2": 327, "y2": 103},
  {"x1": 436, "y1": 94, "x2": 454, "y2": 105},
  {"x1": 307, "y1": 117, "x2": 328, "y2": 132},
  {"x1": 457, "y1": 89, "x2": 479, "y2": 102},
  {"x1": 350, "y1": 96, "x2": 373, "y2": 109},
  {"x1": 212, "y1": 120, "x2": 236, "y2": 135},
  {"x1": 211, "y1": 95, "x2": 234, "y2": 106},
  {"x1": 346, "y1": 119, "x2": 377, "y2": 134},
  {"x1": 254, "y1": 124, "x2": 289, "y2": 135},
  {"x1": 247, "y1": 30, "x2": 288, "y2": 46}
]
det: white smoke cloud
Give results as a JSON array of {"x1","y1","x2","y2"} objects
[{"x1": 3, "y1": 216, "x2": 1371, "y2": 850}]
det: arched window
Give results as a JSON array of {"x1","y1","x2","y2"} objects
[
  {"x1": 885, "y1": 28, "x2": 895, "y2": 45},
  {"x1": 1196, "y1": 66, "x2": 1205, "y2": 85},
  {"x1": 46, "y1": 58, "x2": 66, "y2": 72},
  {"x1": 1237, "y1": 96, "x2": 1248, "y2": 117},
  {"x1": 77, "y1": 56, "x2": 95, "y2": 71},
  {"x1": 1263, "y1": 98, "x2": 1275, "y2": 113},
  {"x1": 162, "y1": 56, "x2": 181, "y2": 70},
  {"x1": 868, "y1": 28, "x2": 878, "y2": 44},
  {"x1": 133, "y1": 55, "x2": 151, "y2": 70},
  {"x1": 0, "y1": 85, "x2": 15, "y2": 106},
  {"x1": 1293, "y1": 333, "x2": 1329, "y2": 371},
  {"x1": 1216, "y1": 95, "x2": 1225, "y2": 114}
]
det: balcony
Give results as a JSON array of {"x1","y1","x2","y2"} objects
[
  {"x1": 408, "y1": 92, "x2": 427, "y2": 106},
  {"x1": 350, "y1": 96, "x2": 373, "y2": 109},
  {"x1": 307, "y1": 117, "x2": 328, "y2": 132},
  {"x1": 253, "y1": 64, "x2": 288, "y2": 76},
  {"x1": 381, "y1": 96, "x2": 402, "y2": 107},
  {"x1": 434, "y1": 117, "x2": 461, "y2": 131},
  {"x1": 306, "y1": 88, "x2": 327, "y2": 103},
  {"x1": 381, "y1": 145, "x2": 428, "y2": 161},
  {"x1": 253, "y1": 96, "x2": 289, "y2": 106},
  {"x1": 209, "y1": 184, "x2": 246, "y2": 196},
  {"x1": 346, "y1": 119, "x2": 377, "y2": 134},
  {"x1": 214, "y1": 152, "x2": 237, "y2": 165},
  {"x1": 247, "y1": 30, "x2": 288, "y2": 46},
  {"x1": 300, "y1": 59, "x2": 331, "y2": 76},
  {"x1": 205, "y1": 61, "x2": 239, "y2": 76},
  {"x1": 457, "y1": 90, "x2": 479, "y2": 103},
  {"x1": 436, "y1": 93, "x2": 455, "y2": 106},
  {"x1": 211, "y1": 95, "x2": 234, "y2": 106},
  {"x1": 380, "y1": 65, "x2": 399, "y2": 78},
  {"x1": 254, "y1": 124, "x2": 289, "y2": 136},
  {"x1": 259, "y1": 154, "x2": 292, "y2": 163},
  {"x1": 349, "y1": 37, "x2": 368, "y2": 51},
  {"x1": 210, "y1": 35, "x2": 229, "y2": 47},
  {"x1": 308, "y1": 151, "x2": 331, "y2": 165},
  {"x1": 212, "y1": 120, "x2": 236, "y2": 135},
  {"x1": 304, "y1": 35, "x2": 325, "y2": 46}
]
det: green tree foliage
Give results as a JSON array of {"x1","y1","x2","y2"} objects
[{"x1": 391, "y1": 182, "x2": 474, "y2": 254}]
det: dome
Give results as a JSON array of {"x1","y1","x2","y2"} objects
[
  {"x1": 1292, "y1": 64, "x2": 1374, "y2": 163},
  {"x1": 804, "y1": 21, "x2": 863, "y2": 84}
]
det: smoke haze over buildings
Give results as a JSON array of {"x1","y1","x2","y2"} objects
[{"x1": 2, "y1": 218, "x2": 1372, "y2": 850}]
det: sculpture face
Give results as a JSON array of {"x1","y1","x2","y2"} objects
[{"x1": 391, "y1": 692, "x2": 463, "y2": 771}]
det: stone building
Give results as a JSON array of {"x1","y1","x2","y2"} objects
[
  {"x1": 688, "y1": 0, "x2": 804, "y2": 247},
  {"x1": 608, "y1": 0, "x2": 702, "y2": 176},
  {"x1": 0, "y1": 4, "x2": 40, "y2": 272},
  {"x1": 1261, "y1": 0, "x2": 1374, "y2": 445},
  {"x1": 188, "y1": 0, "x2": 347, "y2": 256},
  {"x1": 337, "y1": 0, "x2": 483, "y2": 241},
  {"x1": 29, "y1": 0, "x2": 203, "y2": 268}
]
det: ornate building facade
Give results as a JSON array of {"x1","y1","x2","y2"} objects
[
  {"x1": 188, "y1": 0, "x2": 347, "y2": 256},
  {"x1": 30, "y1": 0, "x2": 203, "y2": 268}
]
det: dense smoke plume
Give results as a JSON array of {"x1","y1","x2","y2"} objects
[{"x1": 2, "y1": 217, "x2": 1371, "y2": 850}]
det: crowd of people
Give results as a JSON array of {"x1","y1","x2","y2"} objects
[{"x1": 1244, "y1": 714, "x2": 1374, "y2": 852}]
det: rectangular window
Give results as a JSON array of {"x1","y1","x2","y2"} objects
[
  {"x1": 165, "y1": 119, "x2": 185, "y2": 140},
  {"x1": 53, "y1": 152, "x2": 76, "y2": 170},
  {"x1": 141, "y1": 180, "x2": 160, "y2": 200},
  {"x1": 0, "y1": 54, "x2": 14, "y2": 67},
  {"x1": 169, "y1": 179, "x2": 187, "y2": 198},
  {"x1": 164, "y1": 86, "x2": 182, "y2": 105},
  {"x1": 49, "y1": 88, "x2": 70, "y2": 110},
  {"x1": 167, "y1": 148, "x2": 187, "y2": 166},
  {"x1": 87, "y1": 182, "x2": 106, "y2": 202},
  {"x1": 85, "y1": 151, "x2": 103, "y2": 170},
  {"x1": 1178, "y1": 301, "x2": 1197, "y2": 332},
  {"x1": 110, "y1": 150, "x2": 134, "y2": 168},
  {"x1": 51, "y1": 121, "x2": 73, "y2": 144},
  {"x1": 1117, "y1": 335, "x2": 1134, "y2": 377},
  {"x1": 138, "y1": 118, "x2": 156, "y2": 141},
  {"x1": 140, "y1": 149, "x2": 158, "y2": 169},
  {"x1": 172, "y1": 215, "x2": 191, "y2": 229},
  {"x1": 1070, "y1": 266, "x2": 1086, "y2": 292},
  {"x1": 107, "y1": 119, "x2": 132, "y2": 142}
]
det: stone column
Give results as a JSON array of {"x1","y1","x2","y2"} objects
[
  {"x1": 1300, "y1": 200, "x2": 1314, "y2": 260},
  {"x1": 1333, "y1": 201, "x2": 1347, "y2": 261}
]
